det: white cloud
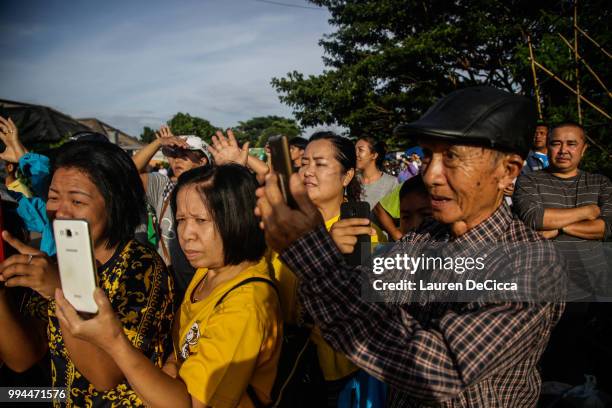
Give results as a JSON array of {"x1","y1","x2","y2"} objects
[{"x1": 1, "y1": 3, "x2": 333, "y2": 136}]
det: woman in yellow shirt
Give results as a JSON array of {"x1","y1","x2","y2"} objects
[
  {"x1": 270, "y1": 131, "x2": 385, "y2": 404},
  {"x1": 54, "y1": 164, "x2": 282, "y2": 408}
]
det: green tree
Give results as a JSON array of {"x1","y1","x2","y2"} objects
[
  {"x1": 272, "y1": 0, "x2": 610, "y2": 174},
  {"x1": 234, "y1": 116, "x2": 302, "y2": 147},
  {"x1": 167, "y1": 113, "x2": 218, "y2": 143},
  {"x1": 139, "y1": 126, "x2": 157, "y2": 144}
]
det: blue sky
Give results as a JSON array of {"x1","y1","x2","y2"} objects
[{"x1": 0, "y1": 0, "x2": 333, "y2": 137}]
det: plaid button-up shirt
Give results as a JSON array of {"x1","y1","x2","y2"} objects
[{"x1": 280, "y1": 203, "x2": 565, "y2": 407}]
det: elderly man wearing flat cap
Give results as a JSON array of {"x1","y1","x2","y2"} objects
[{"x1": 255, "y1": 86, "x2": 565, "y2": 407}]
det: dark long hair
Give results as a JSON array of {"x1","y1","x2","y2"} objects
[
  {"x1": 309, "y1": 131, "x2": 362, "y2": 202},
  {"x1": 52, "y1": 141, "x2": 146, "y2": 249}
]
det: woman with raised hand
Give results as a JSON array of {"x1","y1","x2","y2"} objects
[
  {"x1": 131, "y1": 125, "x2": 212, "y2": 301},
  {"x1": 53, "y1": 164, "x2": 282, "y2": 408},
  {"x1": 0, "y1": 140, "x2": 174, "y2": 406},
  {"x1": 270, "y1": 131, "x2": 386, "y2": 405}
]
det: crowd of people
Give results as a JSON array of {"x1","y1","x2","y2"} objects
[{"x1": 0, "y1": 85, "x2": 610, "y2": 407}]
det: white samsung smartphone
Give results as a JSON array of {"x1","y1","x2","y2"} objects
[{"x1": 53, "y1": 219, "x2": 99, "y2": 314}]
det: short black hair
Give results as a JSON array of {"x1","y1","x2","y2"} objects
[
  {"x1": 551, "y1": 121, "x2": 586, "y2": 139},
  {"x1": 171, "y1": 164, "x2": 266, "y2": 265},
  {"x1": 399, "y1": 175, "x2": 428, "y2": 201},
  {"x1": 309, "y1": 131, "x2": 362, "y2": 202},
  {"x1": 289, "y1": 136, "x2": 308, "y2": 150},
  {"x1": 535, "y1": 122, "x2": 549, "y2": 129},
  {"x1": 52, "y1": 141, "x2": 146, "y2": 249}
]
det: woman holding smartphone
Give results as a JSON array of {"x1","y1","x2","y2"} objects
[
  {"x1": 54, "y1": 164, "x2": 282, "y2": 408},
  {"x1": 0, "y1": 140, "x2": 174, "y2": 406},
  {"x1": 270, "y1": 131, "x2": 386, "y2": 405}
]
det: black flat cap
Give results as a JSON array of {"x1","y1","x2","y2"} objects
[{"x1": 394, "y1": 86, "x2": 537, "y2": 158}]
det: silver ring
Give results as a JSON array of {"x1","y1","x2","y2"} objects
[{"x1": 26, "y1": 254, "x2": 33, "y2": 264}]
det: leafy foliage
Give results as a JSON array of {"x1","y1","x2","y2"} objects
[
  {"x1": 272, "y1": 0, "x2": 610, "y2": 175},
  {"x1": 139, "y1": 126, "x2": 157, "y2": 143},
  {"x1": 234, "y1": 116, "x2": 302, "y2": 147},
  {"x1": 167, "y1": 113, "x2": 218, "y2": 143}
]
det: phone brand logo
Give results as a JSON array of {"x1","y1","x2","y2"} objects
[{"x1": 66, "y1": 249, "x2": 78, "y2": 253}]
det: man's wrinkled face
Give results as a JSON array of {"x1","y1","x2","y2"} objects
[
  {"x1": 534, "y1": 126, "x2": 548, "y2": 149},
  {"x1": 419, "y1": 140, "x2": 506, "y2": 230},
  {"x1": 548, "y1": 125, "x2": 587, "y2": 173}
]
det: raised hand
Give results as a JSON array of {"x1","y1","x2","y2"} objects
[
  {"x1": 0, "y1": 116, "x2": 27, "y2": 163},
  {"x1": 255, "y1": 172, "x2": 323, "y2": 253},
  {"x1": 156, "y1": 125, "x2": 189, "y2": 149},
  {"x1": 0, "y1": 231, "x2": 60, "y2": 300},
  {"x1": 209, "y1": 129, "x2": 249, "y2": 166},
  {"x1": 156, "y1": 125, "x2": 174, "y2": 139},
  {"x1": 55, "y1": 288, "x2": 125, "y2": 353}
]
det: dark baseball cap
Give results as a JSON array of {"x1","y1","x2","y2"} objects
[{"x1": 394, "y1": 86, "x2": 537, "y2": 158}]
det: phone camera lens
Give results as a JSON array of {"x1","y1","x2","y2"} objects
[{"x1": 66, "y1": 230, "x2": 72, "y2": 238}]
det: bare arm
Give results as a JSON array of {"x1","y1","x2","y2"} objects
[
  {"x1": 133, "y1": 138, "x2": 164, "y2": 174},
  {"x1": 373, "y1": 203, "x2": 403, "y2": 241},
  {"x1": 59, "y1": 320, "x2": 126, "y2": 391},
  {"x1": 111, "y1": 335, "x2": 199, "y2": 408},
  {"x1": 0, "y1": 289, "x2": 47, "y2": 372},
  {"x1": 246, "y1": 155, "x2": 270, "y2": 180},
  {"x1": 562, "y1": 219, "x2": 606, "y2": 240},
  {"x1": 541, "y1": 205, "x2": 600, "y2": 230},
  {"x1": 55, "y1": 289, "x2": 202, "y2": 408}
]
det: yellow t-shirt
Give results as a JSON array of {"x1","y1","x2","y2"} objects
[
  {"x1": 177, "y1": 258, "x2": 282, "y2": 408},
  {"x1": 270, "y1": 214, "x2": 386, "y2": 381}
]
